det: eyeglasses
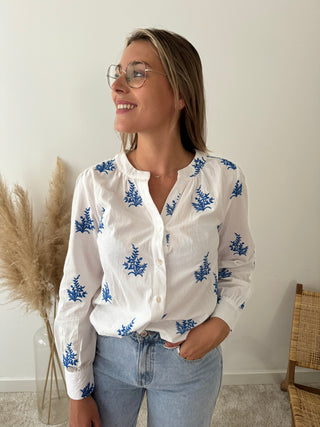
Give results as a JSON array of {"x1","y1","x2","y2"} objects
[{"x1": 107, "y1": 61, "x2": 167, "y2": 89}]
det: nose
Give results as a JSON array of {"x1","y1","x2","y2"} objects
[{"x1": 111, "y1": 72, "x2": 130, "y2": 94}]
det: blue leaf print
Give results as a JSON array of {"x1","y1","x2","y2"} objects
[
  {"x1": 213, "y1": 272, "x2": 218, "y2": 295},
  {"x1": 124, "y1": 180, "x2": 143, "y2": 207},
  {"x1": 166, "y1": 193, "x2": 181, "y2": 216},
  {"x1": 218, "y1": 268, "x2": 232, "y2": 279},
  {"x1": 117, "y1": 318, "x2": 136, "y2": 336},
  {"x1": 98, "y1": 207, "x2": 105, "y2": 233},
  {"x1": 229, "y1": 233, "x2": 248, "y2": 256},
  {"x1": 220, "y1": 158, "x2": 236, "y2": 170},
  {"x1": 230, "y1": 180, "x2": 243, "y2": 199},
  {"x1": 176, "y1": 319, "x2": 197, "y2": 335},
  {"x1": 75, "y1": 207, "x2": 95, "y2": 234},
  {"x1": 63, "y1": 343, "x2": 78, "y2": 368},
  {"x1": 95, "y1": 159, "x2": 116, "y2": 175},
  {"x1": 123, "y1": 244, "x2": 148, "y2": 277},
  {"x1": 81, "y1": 382, "x2": 95, "y2": 398},
  {"x1": 192, "y1": 186, "x2": 214, "y2": 212},
  {"x1": 161, "y1": 313, "x2": 167, "y2": 319},
  {"x1": 102, "y1": 281, "x2": 112, "y2": 303},
  {"x1": 240, "y1": 302, "x2": 245, "y2": 310},
  {"x1": 67, "y1": 275, "x2": 87, "y2": 302},
  {"x1": 166, "y1": 233, "x2": 170, "y2": 247},
  {"x1": 190, "y1": 157, "x2": 207, "y2": 177},
  {"x1": 194, "y1": 252, "x2": 211, "y2": 282}
]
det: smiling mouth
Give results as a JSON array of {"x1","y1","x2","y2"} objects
[{"x1": 117, "y1": 104, "x2": 136, "y2": 110}]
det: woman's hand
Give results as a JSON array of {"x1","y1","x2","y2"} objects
[
  {"x1": 165, "y1": 317, "x2": 230, "y2": 360},
  {"x1": 69, "y1": 395, "x2": 101, "y2": 427}
]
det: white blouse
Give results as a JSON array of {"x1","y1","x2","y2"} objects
[{"x1": 55, "y1": 150, "x2": 255, "y2": 399}]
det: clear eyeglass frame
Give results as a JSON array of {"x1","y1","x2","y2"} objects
[{"x1": 107, "y1": 61, "x2": 166, "y2": 89}]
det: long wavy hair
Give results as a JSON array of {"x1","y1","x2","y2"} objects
[{"x1": 120, "y1": 28, "x2": 207, "y2": 154}]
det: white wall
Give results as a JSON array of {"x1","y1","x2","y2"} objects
[{"x1": 1, "y1": 0, "x2": 319, "y2": 390}]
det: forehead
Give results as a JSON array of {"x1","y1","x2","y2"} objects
[{"x1": 120, "y1": 40, "x2": 162, "y2": 69}]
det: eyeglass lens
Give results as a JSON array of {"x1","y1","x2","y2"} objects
[{"x1": 107, "y1": 62, "x2": 147, "y2": 88}]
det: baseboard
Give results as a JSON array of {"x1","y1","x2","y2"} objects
[
  {"x1": 1, "y1": 370, "x2": 319, "y2": 392},
  {"x1": 222, "y1": 369, "x2": 320, "y2": 386},
  {"x1": 0, "y1": 378, "x2": 37, "y2": 392}
]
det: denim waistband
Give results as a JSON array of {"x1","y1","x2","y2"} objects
[{"x1": 130, "y1": 331, "x2": 165, "y2": 343}]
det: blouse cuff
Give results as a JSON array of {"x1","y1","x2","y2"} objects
[
  {"x1": 65, "y1": 365, "x2": 95, "y2": 400},
  {"x1": 211, "y1": 298, "x2": 241, "y2": 332}
]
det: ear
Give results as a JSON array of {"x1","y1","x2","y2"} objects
[{"x1": 178, "y1": 98, "x2": 185, "y2": 110}]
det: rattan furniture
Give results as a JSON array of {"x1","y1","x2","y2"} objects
[{"x1": 281, "y1": 283, "x2": 320, "y2": 426}]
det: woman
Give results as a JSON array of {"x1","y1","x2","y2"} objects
[{"x1": 55, "y1": 28, "x2": 255, "y2": 427}]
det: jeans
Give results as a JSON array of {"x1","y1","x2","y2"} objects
[{"x1": 92, "y1": 331, "x2": 223, "y2": 427}]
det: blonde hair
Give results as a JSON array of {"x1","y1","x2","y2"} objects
[{"x1": 120, "y1": 28, "x2": 207, "y2": 153}]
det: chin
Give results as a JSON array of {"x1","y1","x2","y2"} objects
[
  {"x1": 115, "y1": 125, "x2": 137, "y2": 134},
  {"x1": 114, "y1": 120, "x2": 138, "y2": 134}
]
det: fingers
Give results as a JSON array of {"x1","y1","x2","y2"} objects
[{"x1": 164, "y1": 340, "x2": 184, "y2": 348}]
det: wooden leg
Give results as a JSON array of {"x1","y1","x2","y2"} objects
[{"x1": 281, "y1": 360, "x2": 295, "y2": 391}]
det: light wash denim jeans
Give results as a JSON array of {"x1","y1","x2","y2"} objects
[{"x1": 92, "y1": 331, "x2": 223, "y2": 427}]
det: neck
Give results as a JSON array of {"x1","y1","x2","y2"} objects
[{"x1": 128, "y1": 130, "x2": 194, "y2": 177}]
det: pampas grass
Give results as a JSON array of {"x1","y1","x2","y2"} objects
[
  {"x1": 0, "y1": 158, "x2": 71, "y2": 424},
  {"x1": 0, "y1": 157, "x2": 71, "y2": 318}
]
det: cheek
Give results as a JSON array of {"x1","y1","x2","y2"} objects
[{"x1": 147, "y1": 86, "x2": 176, "y2": 116}]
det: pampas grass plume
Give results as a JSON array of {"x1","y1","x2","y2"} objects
[{"x1": 0, "y1": 158, "x2": 71, "y2": 318}]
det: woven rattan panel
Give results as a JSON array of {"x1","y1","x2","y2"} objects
[
  {"x1": 290, "y1": 291, "x2": 320, "y2": 370},
  {"x1": 288, "y1": 385, "x2": 320, "y2": 426}
]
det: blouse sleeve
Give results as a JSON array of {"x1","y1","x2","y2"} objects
[
  {"x1": 211, "y1": 166, "x2": 255, "y2": 331},
  {"x1": 54, "y1": 169, "x2": 103, "y2": 400}
]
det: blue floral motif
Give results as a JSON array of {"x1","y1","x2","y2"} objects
[
  {"x1": 161, "y1": 313, "x2": 167, "y2": 319},
  {"x1": 81, "y1": 382, "x2": 95, "y2": 398},
  {"x1": 220, "y1": 158, "x2": 237, "y2": 170},
  {"x1": 95, "y1": 159, "x2": 116, "y2": 175},
  {"x1": 240, "y1": 302, "x2": 245, "y2": 310},
  {"x1": 194, "y1": 252, "x2": 211, "y2": 282},
  {"x1": 213, "y1": 272, "x2": 218, "y2": 294},
  {"x1": 229, "y1": 233, "x2": 248, "y2": 256},
  {"x1": 166, "y1": 233, "x2": 170, "y2": 247},
  {"x1": 63, "y1": 343, "x2": 78, "y2": 368},
  {"x1": 166, "y1": 193, "x2": 181, "y2": 216},
  {"x1": 176, "y1": 319, "x2": 197, "y2": 335},
  {"x1": 75, "y1": 207, "x2": 95, "y2": 234},
  {"x1": 124, "y1": 180, "x2": 143, "y2": 207},
  {"x1": 117, "y1": 318, "x2": 136, "y2": 336},
  {"x1": 102, "y1": 281, "x2": 112, "y2": 303},
  {"x1": 218, "y1": 268, "x2": 232, "y2": 279},
  {"x1": 217, "y1": 224, "x2": 222, "y2": 232},
  {"x1": 190, "y1": 157, "x2": 206, "y2": 177},
  {"x1": 98, "y1": 207, "x2": 105, "y2": 233},
  {"x1": 192, "y1": 186, "x2": 214, "y2": 212},
  {"x1": 67, "y1": 275, "x2": 87, "y2": 302},
  {"x1": 123, "y1": 244, "x2": 147, "y2": 277},
  {"x1": 230, "y1": 180, "x2": 243, "y2": 199}
]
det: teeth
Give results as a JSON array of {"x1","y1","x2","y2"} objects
[{"x1": 117, "y1": 104, "x2": 135, "y2": 110}]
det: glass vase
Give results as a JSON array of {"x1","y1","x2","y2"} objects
[{"x1": 33, "y1": 323, "x2": 69, "y2": 425}]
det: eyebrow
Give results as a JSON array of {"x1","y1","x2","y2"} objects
[{"x1": 118, "y1": 60, "x2": 152, "y2": 68}]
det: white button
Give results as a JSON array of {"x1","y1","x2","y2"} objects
[
  {"x1": 156, "y1": 296, "x2": 162, "y2": 303},
  {"x1": 157, "y1": 259, "x2": 163, "y2": 265}
]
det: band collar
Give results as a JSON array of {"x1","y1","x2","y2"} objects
[{"x1": 115, "y1": 150, "x2": 204, "y2": 181}]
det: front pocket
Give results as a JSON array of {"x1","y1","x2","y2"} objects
[{"x1": 174, "y1": 346, "x2": 212, "y2": 363}]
